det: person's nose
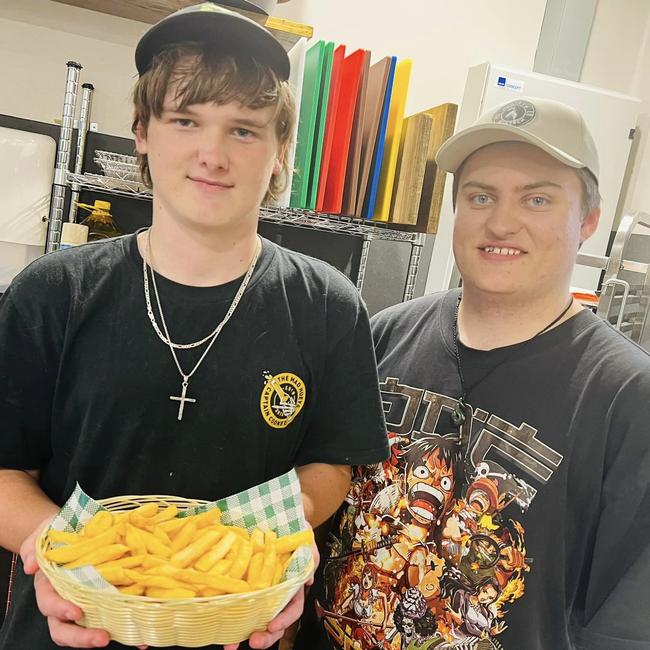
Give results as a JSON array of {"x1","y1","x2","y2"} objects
[
  {"x1": 196, "y1": 130, "x2": 230, "y2": 172},
  {"x1": 484, "y1": 198, "x2": 523, "y2": 239}
]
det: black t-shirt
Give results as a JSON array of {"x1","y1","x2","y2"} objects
[
  {"x1": 299, "y1": 288, "x2": 650, "y2": 650},
  {"x1": 0, "y1": 234, "x2": 389, "y2": 650}
]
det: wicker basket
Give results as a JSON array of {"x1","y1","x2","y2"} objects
[{"x1": 36, "y1": 494, "x2": 314, "y2": 648}]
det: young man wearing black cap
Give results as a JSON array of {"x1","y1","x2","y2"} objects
[
  {"x1": 300, "y1": 98, "x2": 650, "y2": 649},
  {"x1": 0, "y1": 4, "x2": 388, "y2": 649}
]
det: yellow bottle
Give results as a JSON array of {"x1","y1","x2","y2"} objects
[{"x1": 77, "y1": 200, "x2": 121, "y2": 241}]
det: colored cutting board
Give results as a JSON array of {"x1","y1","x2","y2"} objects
[
  {"x1": 354, "y1": 56, "x2": 391, "y2": 218},
  {"x1": 289, "y1": 40, "x2": 326, "y2": 208},
  {"x1": 306, "y1": 41, "x2": 335, "y2": 210},
  {"x1": 372, "y1": 58, "x2": 412, "y2": 221},
  {"x1": 363, "y1": 56, "x2": 397, "y2": 219},
  {"x1": 321, "y1": 49, "x2": 366, "y2": 214},
  {"x1": 341, "y1": 49, "x2": 371, "y2": 216},
  {"x1": 391, "y1": 112, "x2": 433, "y2": 224},
  {"x1": 315, "y1": 45, "x2": 345, "y2": 212},
  {"x1": 416, "y1": 102, "x2": 459, "y2": 233}
]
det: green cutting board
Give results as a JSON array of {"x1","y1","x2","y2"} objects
[{"x1": 290, "y1": 40, "x2": 326, "y2": 208}]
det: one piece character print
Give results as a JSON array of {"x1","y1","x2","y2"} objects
[{"x1": 323, "y1": 381, "x2": 561, "y2": 649}]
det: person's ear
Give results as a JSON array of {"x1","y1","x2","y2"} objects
[
  {"x1": 580, "y1": 207, "x2": 600, "y2": 245},
  {"x1": 272, "y1": 143, "x2": 287, "y2": 176},
  {"x1": 133, "y1": 117, "x2": 148, "y2": 155}
]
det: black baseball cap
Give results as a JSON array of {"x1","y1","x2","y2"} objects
[{"x1": 135, "y1": 2, "x2": 290, "y2": 80}]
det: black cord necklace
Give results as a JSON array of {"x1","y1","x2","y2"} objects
[{"x1": 450, "y1": 294, "x2": 574, "y2": 427}]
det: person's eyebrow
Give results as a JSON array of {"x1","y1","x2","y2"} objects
[
  {"x1": 162, "y1": 106, "x2": 269, "y2": 128},
  {"x1": 460, "y1": 180, "x2": 564, "y2": 192},
  {"x1": 226, "y1": 116, "x2": 270, "y2": 129},
  {"x1": 517, "y1": 181, "x2": 564, "y2": 191},
  {"x1": 162, "y1": 105, "x2": 198, "y2": 114},
  {"x1": 460, "y1": 181, "x2": 497, "y2": 192}
]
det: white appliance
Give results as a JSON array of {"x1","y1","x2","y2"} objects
[
  {"x1": 426, "y1": 62, "x2": 641, "y2": 293},
  {"x1": 0, "y1": 127, "x2": 56, "y2": 292}
]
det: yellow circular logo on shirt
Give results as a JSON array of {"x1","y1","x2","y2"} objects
[{"x1": 260, "y1": 371, "x2": 306, "y2": 429}]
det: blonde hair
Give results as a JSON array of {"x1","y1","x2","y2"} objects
[{"x1": 132, "y1": 42, "x2": 296, "y2": 204}]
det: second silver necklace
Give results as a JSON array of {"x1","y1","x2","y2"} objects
[{"x1": 144, "y1": 229, "x2": 261, "y2": 420}]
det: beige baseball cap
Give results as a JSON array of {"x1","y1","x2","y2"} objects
[{"x1": 436, "y1": 97, "x2": 600, "y2": 181}]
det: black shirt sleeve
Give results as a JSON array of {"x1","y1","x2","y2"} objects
[
  {"x1": 572, "y1": 366, "x2": 650, "y2": 649},
  {"x1": 295, "y1": 278, "x2": 388, "y2": 467},
  {"x1": 0, "y1": 283, "x2": 58, "y2": 471}
]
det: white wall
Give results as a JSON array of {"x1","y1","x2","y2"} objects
[
  {"x1": 0, "y1": 0, "x2": 148, "y2": 138},
  {"x1": 273, "y1": 0, "x2": 547, "y2": 116},
  {"x1": 580, "y1": 0, "x2": 650, "y2": 217},
  {"x1": 630, "y1": 26, "x2": 650, "y2": 215}
]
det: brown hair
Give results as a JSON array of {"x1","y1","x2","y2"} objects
[{"x1": 131, "y1": 42, "x2": 296, "y2": 204}]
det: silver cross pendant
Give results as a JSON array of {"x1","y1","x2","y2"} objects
[{"x1": 170, "y1": 377, "x2": 196, "y2": 421}]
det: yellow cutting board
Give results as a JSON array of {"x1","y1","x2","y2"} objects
[{"x1": 372, "y1": 59, "x2": 412, "y2": 222}]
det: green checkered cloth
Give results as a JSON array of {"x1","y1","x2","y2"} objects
[{"x1": 46, "y1": 469, "x2": 312, "y2": 592}]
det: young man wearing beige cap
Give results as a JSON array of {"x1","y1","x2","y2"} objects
[
  {"x1": 0, "y1": 4, "x2": 388, "y2": 649},
  {"x1": 300, "y1": 97, "x2": 650, "y2": 649}
]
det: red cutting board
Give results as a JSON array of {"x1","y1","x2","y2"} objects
[
  {"x1": 321, "y1": 48, "x2": 366, "y2": 214},
  {"x1": 315, "y1": 44, "x2": 345, "y2": 212}
]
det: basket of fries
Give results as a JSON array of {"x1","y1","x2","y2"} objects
[{"x1": 35, "y1": 470, "x2": 314, "y2": 647}]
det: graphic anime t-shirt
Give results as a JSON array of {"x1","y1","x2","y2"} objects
[
  {"x1": 309, "y1": 288, "x2": 650, "y2": 650},
  {"x1": 318, "y1": 377, "x2": 552, "y2": 650}
]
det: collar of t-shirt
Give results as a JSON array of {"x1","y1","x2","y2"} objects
[
  {"x1": 439, "y1": 289, "x2": 599, "y2": 381},
  {"x1": 126, "y1": 230, "x2": 276, "y2": 305}
]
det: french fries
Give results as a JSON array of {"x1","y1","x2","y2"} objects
[{"x1": 45, "y1": 503, "x2": 314, "y2": 600}]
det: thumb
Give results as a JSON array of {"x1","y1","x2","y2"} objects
[
  {"x1": 22, "y1": 552, "x2": 38, "y2": 576},
  {"x1": 20, "y1": 516, "x2": 54, "y2": 575},
  {"x1": 20, "y1": 539, "x2": 39, "y2": 576}
]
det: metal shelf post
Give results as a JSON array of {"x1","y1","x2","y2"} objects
[
  {"x1": 356, "y1": 234, "x2": 372, "y2": 292},
  {"x1": 46, "y1": 61, "x2": 81, "y2": 253},
  {"x1": 403, "y1": 233, "x2": 426, "y2": 301},
  {"x1": 68, "y1": 83, "x2": 95, "y2": 224}
]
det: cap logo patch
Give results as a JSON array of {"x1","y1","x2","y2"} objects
[
  {"x1": 200, "y1": 2, "x2": 217, "y2": 10},
  {"x1": 493, "y1": 100, "x2": 536, "y2": 127}
]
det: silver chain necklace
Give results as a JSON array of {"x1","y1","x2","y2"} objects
[
  {"x1": 143, "y1": 228, "x2": 261, "y2": 420},
  {"x1": 144, "y1": 235, "x2": 259, "y2": 350}
]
